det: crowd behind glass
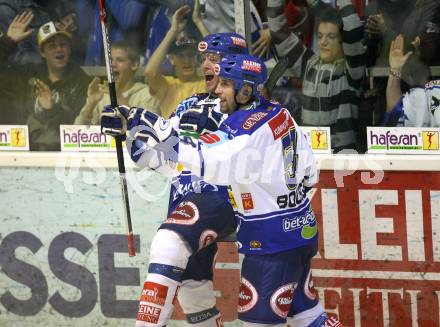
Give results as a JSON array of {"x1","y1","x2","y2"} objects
[{"x1": 0, "y1": 0, "x2": 438, "y2": 152}]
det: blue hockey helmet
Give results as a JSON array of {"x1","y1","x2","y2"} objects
[
  {"x1": 198, "y1": 32, "x2": 249, "y2": 57},
  {"x1": 214, "y1": 54, "x2": 267, "y2": 99}
]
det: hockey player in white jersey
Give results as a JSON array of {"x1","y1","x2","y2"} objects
[
  {"x1": 101, "y1": 33, "x2": 248, "y2": 327},
  {"x1": 102, "y1": 54, "x2": 343, "y2": 325},
  {"x1": 384, "y1": 79, "x2": 440, "y2": 127}
]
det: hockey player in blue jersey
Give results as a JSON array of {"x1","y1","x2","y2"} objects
[
  {"x1": 104, "y1": 54, "x2": 344, "y2": 326},
  {"x1": 101, "y1": 33, "x2": 248, "y2": 326}
]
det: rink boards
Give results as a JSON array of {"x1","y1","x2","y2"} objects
[{"x1": 0, "y1": 152, "x2": 440, "y2": 326}]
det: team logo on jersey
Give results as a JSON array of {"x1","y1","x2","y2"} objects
[
  {"x1": 166, "y1": 201, "x2": 199, "y2": 225},
  {"x1": 10, "y1": 128, "x2": 26, "y2": 147},
  {"x1": 283, "y1": 209, "x2": 316, "y2": 232},
  {"x1": 241, "y1": 60, "x2": 262, "y2": 73},
  {"x1": 137, "y1": 303, "x2": 161, "y2": 324},
  {"x1": 304, "y1": 270, "x2": 318, "y2": 300},
  {"x1": 158, "y1": 118, "x2": 170, "y2": 131},
  {"x1": 199, "y1": 229, "x2": 218, "y2": 249},
  {"x1": 311, "y1": 130, "x2": 328, "y2": 150},
  {"x1": 140, "y1": 282, "x2": 168, "y2": 306},
  {"x1": 198, "y1": 41, "x2": 208, "y2": 52},
  {"x1": 301, "y1": 222, "x2": 318, "y2": 239},
  {"x1": 268, "y1": 109, "x2": 294, "y2": 140},
  {"x1": 249, "y1": 240, "x2": 261, "y2": 249},
  {"x1": 270, "y1": 283, "x2": 296, "y2": 318},
  {"x1": 422, "y1": 131, "x2": 439, "y2": 150},
  {"x1": 237, "y1": 278, "x2": 258, "y2": 313},
  {"x1": 241, "y1": 193, "x2": 254, "y2": 211},
  {"x1": 241, "y1": 112, "x2": 268, "y2": 130}
]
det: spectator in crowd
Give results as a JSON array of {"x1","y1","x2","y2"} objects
[
  {"x1": 74, "y1": 0, "x2": 151, "y2": 65},
  {"x1": 143, "y1": 4, "x2": 170, "y2": 65},
  {"x1": 384, "y1": 34, "x2": 439, "y2": 127},
  {"x1": 157, "y1": 0, "x2": 272, "y2": 59},
  {"x1": 0, "y1": 0, "x2": 77, "y2": 65},
  {"x1": 0, "y1": 17, "x2": 90, "y2": 149},
  {"x1": 75, "y1": 41, "x2": 159, "y2": 125},
  {"x1": 363, "y1": 0, "x2": 439, "y2": 128},
  {"x1": 0, "y1": 11, "x2": 35, "y2": 124},
  {"x1": 365, "y1": 0, "x2": 440, "y2": 67},
  {"x1": 266, "y1": 0, "x2": 366, "y2": 152},
  {"x1": 144, "y1": 5, "x2": 208, "y2": 119},
  {"x1": 284, "y1": 0, "x2": 314, "y2": 48},
  {"x1": 412, "y1": 0, "x2": 440, "y2": 66},
  {"x1": 0, "y1": 11, "x2": 35, "y2": 67}
]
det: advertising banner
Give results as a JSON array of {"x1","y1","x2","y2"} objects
[
  {"x1": 0, "y1": 125, "x2": 29, "y2": 151},
  {"x1": 1, "y1": 162, "x2": 440, "y2": 326},
  {"x1": 367, "y1": 127, "x2": 440, "y2": 154},
  {"x1": 60, "y1": 125, "x2": 331, "y2": 154},
  {"x1": 60, "y1": 125, "x2": 120, "y2": 152},
  {"x1": 311, "y1": 170, "x2": 440, "y2": 326},
  {"x1": 301, "y1": 126, "x2": 332, "y2": 154}
]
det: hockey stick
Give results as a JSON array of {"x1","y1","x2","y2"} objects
[{"x1": 98, "y1": 0, "x2": 135, "y2": 257}]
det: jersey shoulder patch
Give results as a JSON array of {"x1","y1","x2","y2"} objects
[{"x1": 267, "y1": 108, "x2": 295, "y2": 140}]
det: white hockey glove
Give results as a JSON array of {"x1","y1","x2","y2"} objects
[{"x1": 126, "y1": 107, "x2": 178, "y2": 148}]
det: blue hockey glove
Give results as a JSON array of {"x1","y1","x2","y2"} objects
[
  {"x1": 179, "y1": 104, "x2": 223, "y2": 134},
  {"x1": 175, "y1": 94, "x2": 207, "y2": 117},
  {"x1": 101, "y1": 105, "x2": 130, "y2": 139}
]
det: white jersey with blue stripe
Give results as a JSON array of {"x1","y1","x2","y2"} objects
[
  {"x1": 167, "y1": 93, "x2": 229, "y2": 214},
  {"x1": 178, "y1": 99, "x2": 319, "y2": 254},
  {"x1": 384, "y1": 80, "x2": 440, "y2": 127}
]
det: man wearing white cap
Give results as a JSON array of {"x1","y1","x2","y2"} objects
[{"x1": 0, "y1": 14, "x2": 90, "y2": 149}]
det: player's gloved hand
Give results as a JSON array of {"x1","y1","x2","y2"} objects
[
  {"x1": 175, "y1": 94, "x2": 201, "y2": 117},
  {"x1": 179, "y1": 104, "x2": 223, "y2": 134},
  {"x1": 101, "y1": 105, "x2": 130, "y2": 139},
  {"x1": 126, "y1": 107, "x2": 177, "y2": 148}
]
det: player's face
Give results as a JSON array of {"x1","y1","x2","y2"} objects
[
  {"x1": 200, "y1": 51, "x2": 222, "y2": 93},
  {"x1": 40, "y1": 35, "x2": 71, "y2": 70},
  {"x1": 111, "y1": 48, "x2": 138, "y2": 86},
  {"x1": 215, "y1": 77, "x2": 237, "y2": 114},
  {"x1": 171, "y1": 50, "x2": 198, "y2": 80},
  {"x1": 317, "y1": 22, "x2": 343, "y2": 63}
]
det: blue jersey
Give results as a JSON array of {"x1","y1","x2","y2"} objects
[{"x1": 178, "y1": 99, "x2": 319, "y2": 254}]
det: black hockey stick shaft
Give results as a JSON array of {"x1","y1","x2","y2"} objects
[{"x1": 98, "y1": 0, "x2": 135, "y2": 257}]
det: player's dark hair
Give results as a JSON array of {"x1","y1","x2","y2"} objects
[
  {"x1": 317, "y1": 7, "x2": 343, "y2": 35},
  {"x1": 402, "y1": 54, "x2": 431, "y2": 88}
]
